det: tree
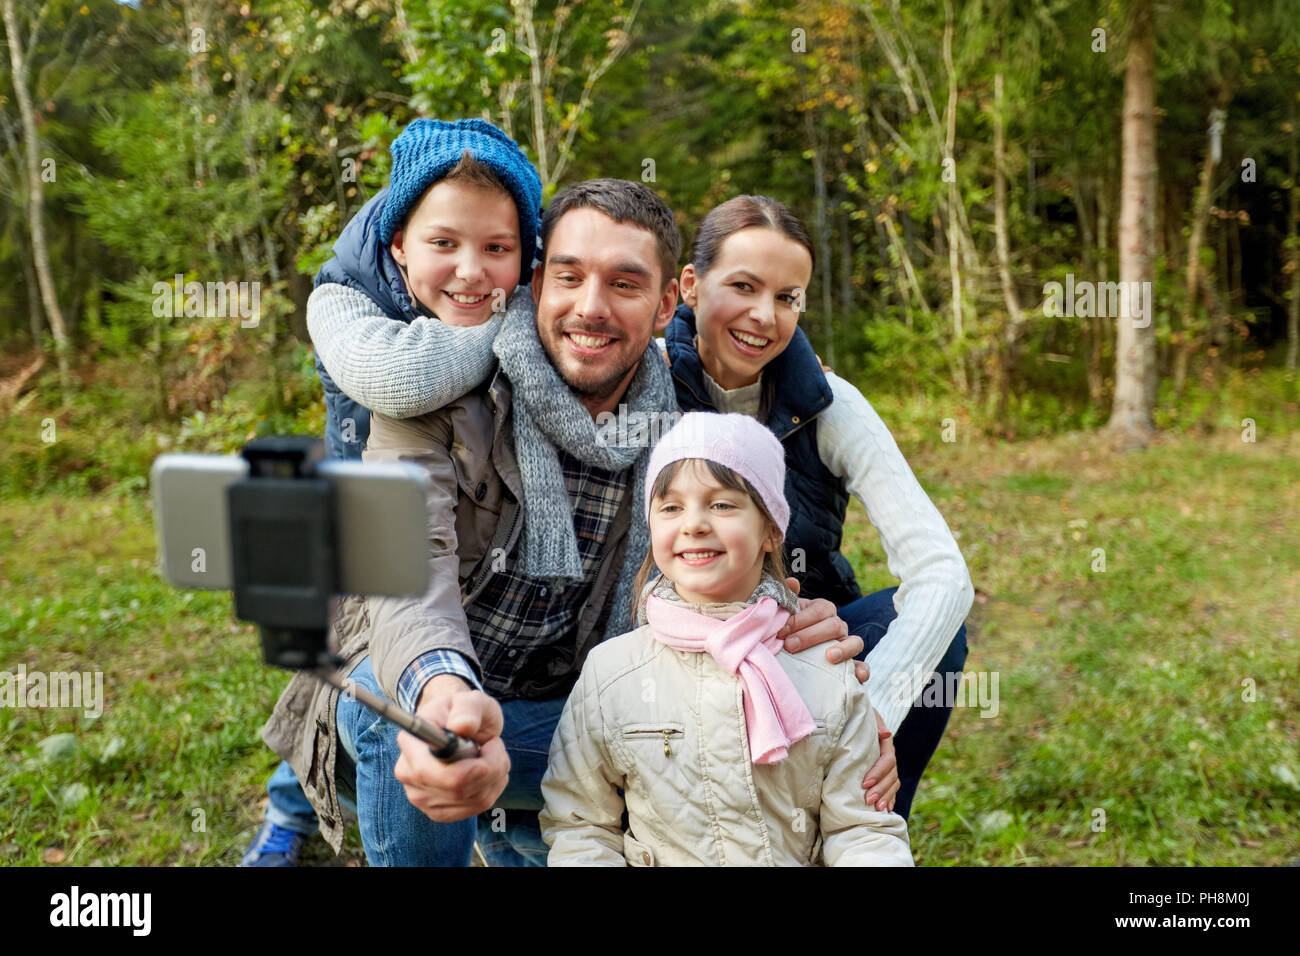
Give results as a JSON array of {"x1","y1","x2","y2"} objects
[
  {"x1": 401, "y1": 0, "x2": 645, "y2": 196},
  {"x1": 1107, "y1": 0, "x2": 1158, "y2": 448},
  {"x1": 2, "y1": 0, "x2": 73, "y2": 396}
]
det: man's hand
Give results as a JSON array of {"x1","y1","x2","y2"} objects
[
  {"x1": 862, "y1": 709, "x2": 900, "y2": 811},
  {"x1": 777, "y1": 576, "x2": 869, "y2": 683},
  {"x1": 393, "y1": 674, "x2": 510, "y2": 823}
]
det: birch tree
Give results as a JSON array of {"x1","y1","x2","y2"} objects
[{"x1": 3, "y1": 0, "x2": 71, "y2": 395}]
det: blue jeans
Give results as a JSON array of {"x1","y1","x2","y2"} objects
[
  {"x1": 839, "y1": 586, "x2": 969, "y2": 821},
  {"x1": 265, "y1": 760, "x2": 323, "y2": 836},
  {"x1": 265, "y1": 657, "x2": 564, "y2": 866}
]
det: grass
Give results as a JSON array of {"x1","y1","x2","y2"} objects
[
  {"x1": 0, "y1": 493, "x2": 366, "y2": 865},
  {"x1": 847, "y1": 425, "x2": 1300, "y2": 865},
  {"x1": 1, "y1": 356, "x2": 1297, "y2": 866}
]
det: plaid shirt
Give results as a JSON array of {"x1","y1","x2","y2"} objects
[{"x1": 398, "y1": 448, "x2": 630, "y2": 709}]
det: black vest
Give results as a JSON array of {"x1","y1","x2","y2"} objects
[
  {"x1": 664, "y1": 305, "x2": 863, "y2": 607},
  {"x1": 313, "y1": 188, "x2": 418, "y2": 461}
]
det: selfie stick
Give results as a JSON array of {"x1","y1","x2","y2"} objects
[
  {"x1": 313, "y1": 668, "x2": 479, "y2": 761},
  {"x1": 228, "y1": 436, "x2": 479, "y2": 763}
]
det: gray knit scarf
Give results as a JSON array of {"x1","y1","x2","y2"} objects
[{"x1": 493, "y1": 296, "x2": 678, "y2": 638}]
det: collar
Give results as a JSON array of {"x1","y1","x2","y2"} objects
[
  {"x1": 635, "y1": 571, "x2": 800, "y2": 627},
  {"x1": 316, "y1": 187, "x2": 422, "y2": 324},
  {"x1": 664, "y1": 304, "x2": 834, "y2": 439}
]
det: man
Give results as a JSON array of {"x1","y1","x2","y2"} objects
[{"x1": 258, "y1": 180, "x2": 871, "y2": 866}]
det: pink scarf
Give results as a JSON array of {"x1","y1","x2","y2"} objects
[{"x1": 644, "y1": 594, "x2": 816, "y2": 764}]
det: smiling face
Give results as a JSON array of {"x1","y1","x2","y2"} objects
[
  {"x1": 389, "y1": 178, "x2": 522, "y2": 327},
  {"x1": 681, "y1": 227, "x2": 813, "y2": 390},
  {"x1": 532, "y1": 206, "x2": 678, "y2": 417},
  {"x1": 649, "y1": 458, "x2": 777, "y2": 606}
]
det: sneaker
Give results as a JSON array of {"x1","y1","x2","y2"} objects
[{"x1": 238, "y1": 822, "x2": 308, "y2": 867}]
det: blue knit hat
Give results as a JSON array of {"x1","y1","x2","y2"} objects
[{"x1": 378, "y1": 118, "x2": 543, "y2": 285}]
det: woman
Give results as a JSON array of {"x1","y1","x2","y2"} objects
[{"x1": 664, "y1": 195, "x2": 974, "y2": 819}]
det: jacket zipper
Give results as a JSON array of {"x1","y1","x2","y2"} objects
[
  {"x1": 623, "y1": 726, "x2": 684, "y2": 755},
  {"x1": 463, "y1": 373, "x2": 522, "y2": 605}
]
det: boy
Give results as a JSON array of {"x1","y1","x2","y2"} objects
[
  {"x1": 308, "y1": 117, "x2": 542, "y2": 460},
  {"x1": 240, "y1": 117, "x2": 542, "y2": 866}
]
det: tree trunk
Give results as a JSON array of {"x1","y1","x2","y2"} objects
[
  {"x1": 805, "y1": 111, "x2": 836, "y2": 368},
  {"x1": 1094, "y1": 170, "x2": 1113, "y2": 406},
  {"x1": 3, "y1": 0, "x2": 72, "y2": 397},
  {"x1": 1175, "y1": 98, "x2": 1228, "y2": 392},
  {"x1": 1073, "y1": 173, "x2": 1105, "y2": 404},
  {"x1": 22, "y1": 238, "x2": 43, "y2": 344},
  {"x1": 992, "y1": 70, "x2": 1022, "y2": 329},
  {"x1": 1027, "y1": 149, "x2": 1035, "y2": 224},
  {"x1": 1288, "y1": 98, "x2": 1298, "y2": 375},
  {"x1": 1107, "y1": 0, "x2": 1158, "y2": 449},
  {"x1": 838, "y1": 199, "x2": 854, "y2": 326},
  {"x1": 392, "y1": 0, "x2": 421, "y2": 65},
  {"x1": 1230, "y1": 208, "x2": 1243, "y2": 317},
  {"x1": 1173, "y1": 145, "x2": 1215, "y2": 391},
  {"x1": 941, "y1": 0, "x2": 966, "y2": 391},
  {"x1": 517, "y1": 0, "x2": 551, "y2": 189},
  {"x1": 993, "y1": 70, "x2": 1024, "y2": 415}
]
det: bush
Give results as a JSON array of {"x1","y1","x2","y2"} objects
[{"x1": 0, "y1": 342, "x2": 326, "y2": 499}]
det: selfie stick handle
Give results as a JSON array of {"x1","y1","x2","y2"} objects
[{"x1": 312, "y1": 667, "x2": 481, "y2": 762}]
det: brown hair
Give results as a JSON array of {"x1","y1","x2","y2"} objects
[
  {"x1": 688, "y1": 194, "x2": 815, "y2": 278},
  {"x1": 443, "y1": 150, "x2": 511, "y2": 192},
  {"x1": 400, "y1": 150, "x2": 513, "y2": 231},
  {"x1": 540, "y1": 178, "x2": 682, "y2": 290},
  {"x1": 631, "y1": 457, "x2": 789, "y2": 620}
]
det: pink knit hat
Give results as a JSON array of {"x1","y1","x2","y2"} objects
[{"x1": 644, "y1": 412, "x2": 789, "y2": 533}]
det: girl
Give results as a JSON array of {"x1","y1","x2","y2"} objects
[
  {"x1": 665, "y1": 196, "x2": 974, "y2": 820},
  {"x1": 539, "y1": 412, "x2": 913, "y2": 866}
]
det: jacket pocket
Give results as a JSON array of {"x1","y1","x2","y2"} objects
[
  {"x1": 624, "y1": 831, "x2": 656, "y2": 867},
  {"x1": 620, "y1": 722, "x2": 685, "y2": 755},
  {"x1": 451, "y1": 447, "x2": 503, "y2": 516},
  {"x1": 450, "y1": 453, "x2": 504, "y2": 578},
  {"x1": 307, "y1": 718, "x2": 337, "y2": 831}
]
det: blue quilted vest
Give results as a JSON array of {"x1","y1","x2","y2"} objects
[
  {"x1": 664, "y1": 305, "x2": 863, "y2": 607},
  {"x1": 311, "y1": 188, "x2": 423, "y2": 460}
]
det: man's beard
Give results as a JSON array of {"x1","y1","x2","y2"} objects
[
  {"x1": 540, "y1": 328, "x2": 643, "y2": 402},
  {"x1": 563, "y1": 359, "x2": 641, "y2": 402}
]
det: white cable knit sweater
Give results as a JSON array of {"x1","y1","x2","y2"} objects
[{"x1": 306, "y1": 281, "x2": 511, "y2": 418}]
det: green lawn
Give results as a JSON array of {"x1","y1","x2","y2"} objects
[
  {"x1": 860, "y1": 426, "x2": 1300, "y2": 865},
  {"x1": 1, "y1": 410, "x2": 1296, "y2": 865},
  {"x1": 0, "y1": 492, "x2": 365, "y2": 865}
]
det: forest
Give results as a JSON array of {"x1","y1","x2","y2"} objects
[{"x1": 0, "y1": 0, "x2": 1296, "y2": 868}]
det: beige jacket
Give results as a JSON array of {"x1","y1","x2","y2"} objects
[
  {"x1": 539, "y1": 603, "x2": 914, "y2": 867},
  {"x1": 260, "y1": 369, "x2": 632, "y2": 851}
]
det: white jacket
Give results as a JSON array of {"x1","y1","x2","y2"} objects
[{"x1": 539, "y1": 600, "x2": 914, "y2": 867}]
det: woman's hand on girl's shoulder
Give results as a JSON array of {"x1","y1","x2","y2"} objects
[
  {"x1": 776, "y1": 577, "x2": 869, "y2": 683},
  {"x1": 863, "y1": 712, "x2": 900, "y2": 812}
]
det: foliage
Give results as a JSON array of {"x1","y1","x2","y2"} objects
[{"x1": 4, "y1": 0, "x2": 1297, "y2": 422}]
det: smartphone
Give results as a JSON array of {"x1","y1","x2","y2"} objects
[{"x1": 151, "y1": 454, "x2": 430, "y2": 597}]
